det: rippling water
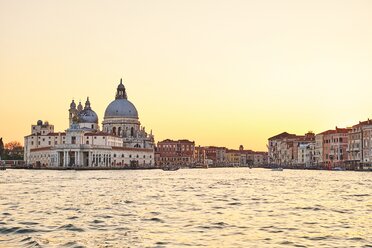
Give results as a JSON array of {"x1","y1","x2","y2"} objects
[{"x1": 0, "y1": 168, "x2": 371, "y2": 247}]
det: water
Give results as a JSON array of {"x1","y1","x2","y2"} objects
[{"x1": 0, "y1": 168, "x2": 371, "y2": 248}]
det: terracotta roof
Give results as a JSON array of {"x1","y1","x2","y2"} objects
[
  {"x1": 254, "y1": 151, "x2": 268, "y2": 155},
  {"x1": 318, "y1": 127, "x2": 351, "y2": 135},
  {"x1": 158, "y1": 139, "x2": 194, "y2": 144},
  {"x1": 268, "y1": 132, "x2": 297, "y2": 140},
  {"x1": 202, "y1": 146, "x2": 227, "y2": 150},
  {"x1": 352, "y1": 119, "x2": 372, "y2": 128},
  {"x1": 158, "y1": 154, "x2": 194, "y2": 158},
  {"x1": 112, "y1": 146, "x2": 153, "y2": 152}
]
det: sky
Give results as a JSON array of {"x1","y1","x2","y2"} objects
[{"x1": 0, "y1": 0, "x2": 371, "y2": 151}]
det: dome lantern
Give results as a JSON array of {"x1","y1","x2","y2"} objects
[
  {"x1": 84, "y1": 97, "x2": 91, "y2": 110},
  {"x1": 104, "y1": 79, "x2": 138, "y2": 119},
  {"x1": 115, "y1": 78, "x2": 127, "y2": 100}
]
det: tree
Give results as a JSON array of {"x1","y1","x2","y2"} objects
[
  {"x1": 0, "y1": 137, "x2": 4, "y2": 159},
  {"x1": 5, "y1": 141, "x2": 22, "y2": 150},
  {"x1": 3, "y1": 141, "x2": 23, "y2": 160}
]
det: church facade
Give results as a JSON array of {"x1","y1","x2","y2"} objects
[{"x1": 24, "y1": 79, "x2": 155, "y2": 168}]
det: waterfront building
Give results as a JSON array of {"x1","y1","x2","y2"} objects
[
  {"x1": 268, "y1": 132, "x2": 315, "y2": 167},
  {"x1": 253, "y1": 152, "x2": 268, "y2": 166},
  {"x1": 194, "y1": 146, "x2": 228, "y2": 166},
  {"x1": 24, "y1": 79, "x2": 155, "y2": 168},
  {"x1": 225, "y1": 149, "x2": 242, "y2": 166},
  {"x1": 225, "y1": 146, "x2": 267, "y2": 167},
  {"x1": 318, "y1": 127, "x2": 350, "y2": 169},
  {"x1": 314, "y1": 133, "x2": 324, "y2": 166},
  {"x1": 194, "y1": 146, "x2": 207, "y2": 166},
  {"x1": 289, "y1": 132, "x2": 315, "y2": 167},
  {"x1": 347, "y1": 119, "x2": 372, "y2": 167},
  {"x1": 155, "y1": 139, "x2": 195, "y2": 166},
  {"x1": 297, "y1": 143, "x2": 315, "y2": 167},
  {"x1": 268, "y1": 132, "x2": 298, "y2": 165},
  {"x1": 205, "y1": 146, "x2": 227, "y2": 165}
]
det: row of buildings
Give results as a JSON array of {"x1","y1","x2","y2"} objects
[
  {"x1": 268, "y1": 120, "x2": 372, "y2": 169},
  {"x1": 155, "y1": 140, "x2": 267, "y2": 167},
  {"x1": 24, "y1": 79, "x2": 267, "y2": 169}
]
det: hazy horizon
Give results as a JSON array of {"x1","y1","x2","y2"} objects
[{"x1": 1, "y1": 0, "x2": 372, "y2": 150}]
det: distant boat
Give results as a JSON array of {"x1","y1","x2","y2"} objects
[
  {"x1": 162, "y1": 166, "x2": 180, "y2": 171},
  {"x1": 332, "y1": 167, "x2": 345, "y2": 171},
  {"x1": 271, "y1": 167, "x2": 283, "y2": 171},
  {"x1": 191, "y1": 163, "x2": 208, "y2": 169}
]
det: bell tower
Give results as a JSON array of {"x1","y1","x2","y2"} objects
[{"x1": 69, "y1": 99, "x2": 78, "y2": 126}]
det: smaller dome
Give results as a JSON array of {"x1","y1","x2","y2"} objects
[
  {"x1": 78, "y1": 109, "x2": 98, "y2": 124},
  {"x1": 37, "y1": 120, "x2": 43, "y2": 126}
]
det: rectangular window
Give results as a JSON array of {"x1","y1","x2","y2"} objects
[{"x1": 72, "y1": 136, "x2": 76, "y2": 144}]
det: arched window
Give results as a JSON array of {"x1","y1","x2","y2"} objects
[
  {"x1": 113, "y1": 127, "x2": 116, "y2": 135},
  {"x1": 118, "y1": 127, "x2": 122, "y2": 136},
  {"x1": 131, "y1": 127, "x2": 134, "y2": 137}
]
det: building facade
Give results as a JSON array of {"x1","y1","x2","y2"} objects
[
  {"x1": 268, "y1": 132, "x2": 298, "y2": 165},
  {"x1": 347, "y1": 119, "x2": 372, "y2": 166},
  {"x1": 268, "y1": 132, "x2": 315, "y2": 167},
  {"x1": 194, "y1": 145, "x2": 267, "y2": 167},
  {"x1": 155, "y1": 139, "x2": 195, "y2": 166},
  {"x1": 24, "y1": 79, "x2": 155, "y2": 168},
  {"x1": 314, "y1": 133, "x2": 324, "y2": 166},
  {"x1": 319, "y1": 127, "x2": 350, "y2": 169}
]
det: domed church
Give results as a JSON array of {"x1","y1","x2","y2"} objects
[
  {"x1": 102, "y1": 79, "x2": 154, "y2": 149},
  {"x1": 24, "y1": 79, "x2": 155, "y2": 168}
]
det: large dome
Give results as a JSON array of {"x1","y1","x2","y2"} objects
[{"x1": 104, "y1": 99, "x2": 138, "y2": 119}]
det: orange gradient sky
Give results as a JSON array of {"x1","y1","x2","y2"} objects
[{"x1": 0, "y1": 0, "x2": 372, "y2": 151}]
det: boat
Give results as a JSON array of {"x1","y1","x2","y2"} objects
[
  {"x1": 332, "y1": 167, "x2": 345, "y2": 171},
  {"x1": 162, "y1": 166, "x2": 180, "y2": 171},
  {"x1": 271, "y1": 167, "x2": 283, "y2": 171}
]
